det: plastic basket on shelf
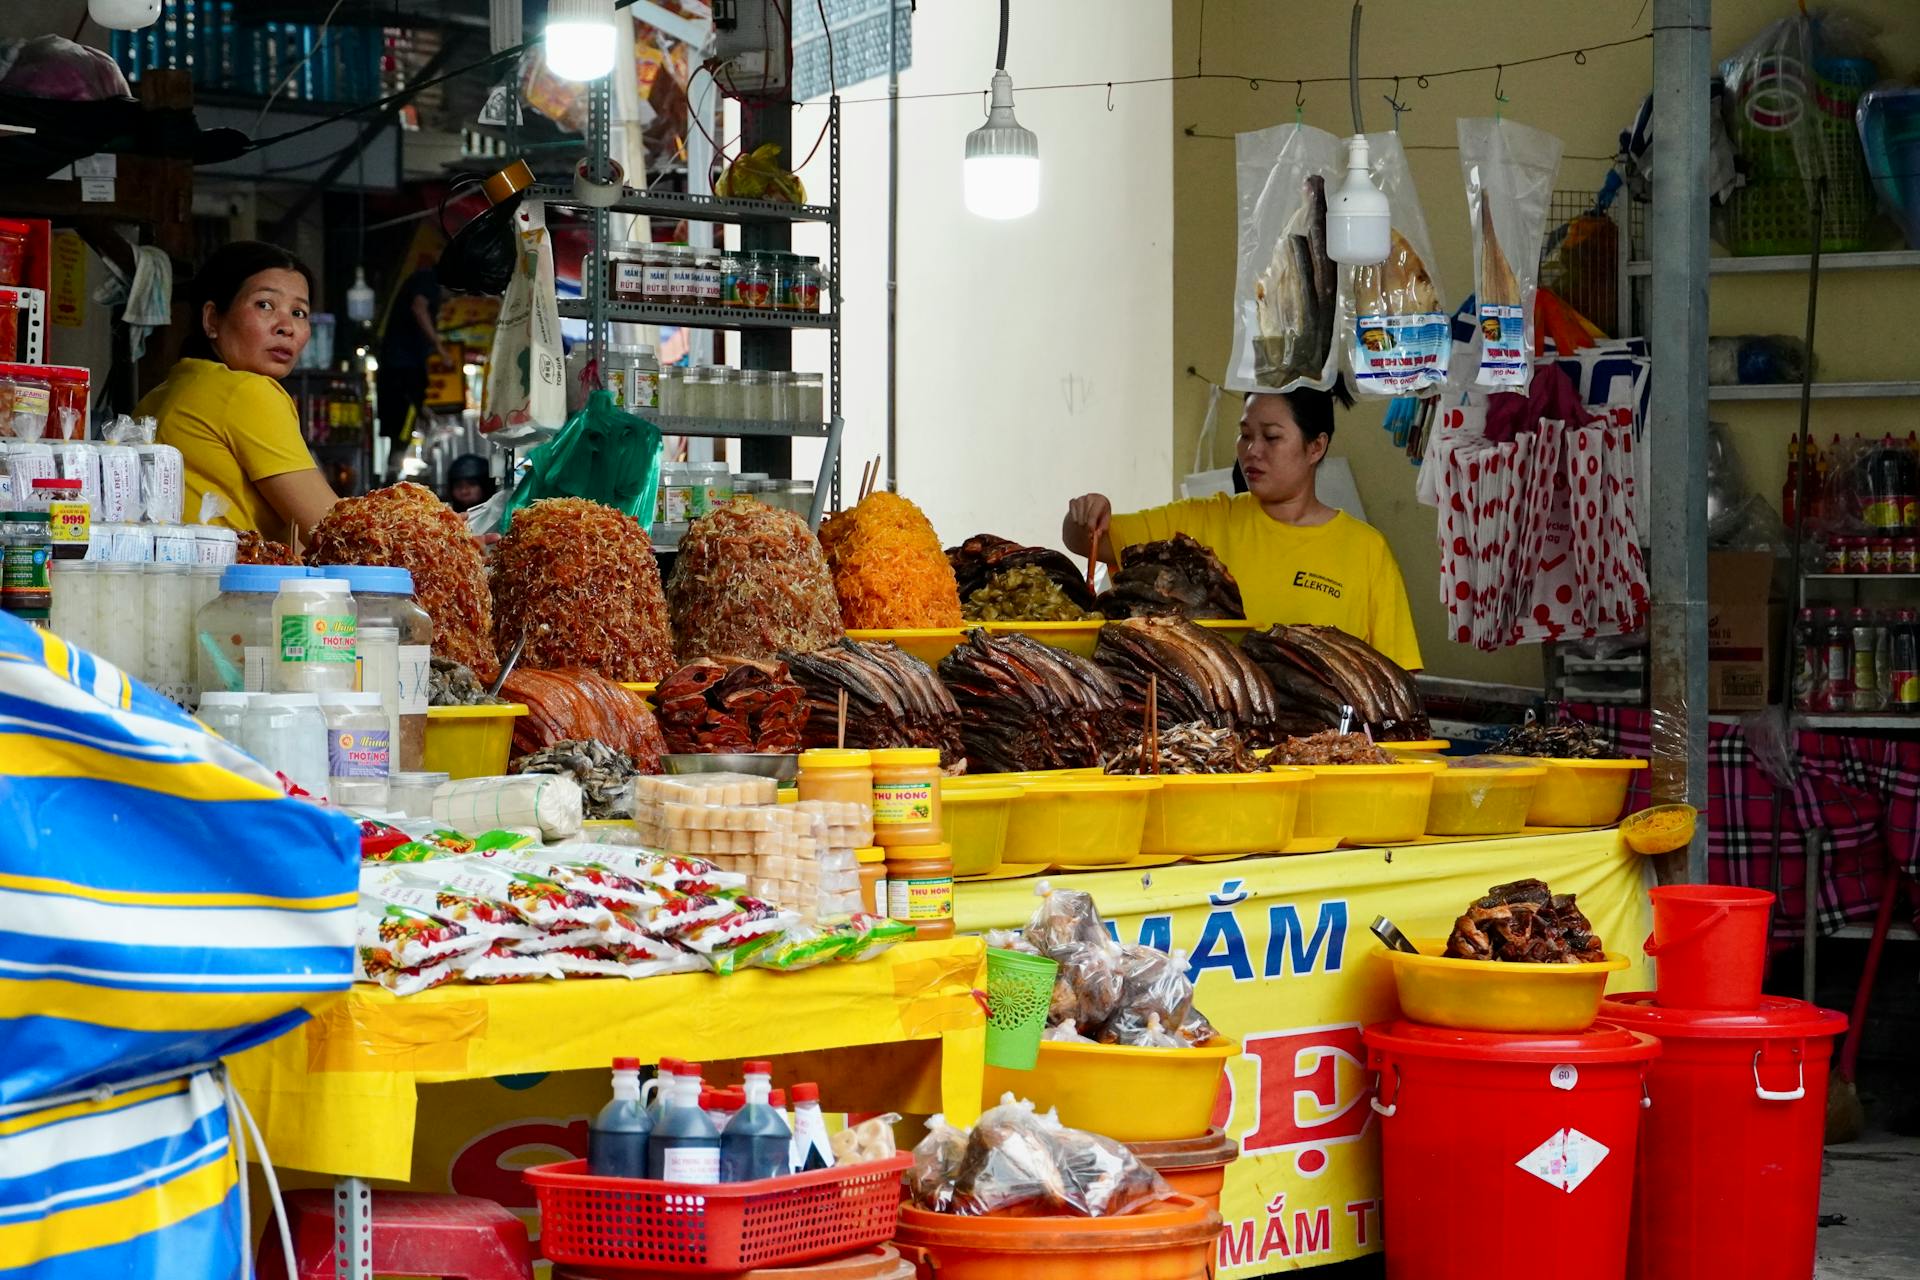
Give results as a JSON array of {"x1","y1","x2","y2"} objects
[
  {"x1": 983, "y1": 946, "x2": 1058, "y2": 1070},
  {"x1": 1727, "y1": 54, "x2": 1877, "y2": 254},
  {"x1": 524, "y1": 1154, "x2": 911, "y2": 1275}
]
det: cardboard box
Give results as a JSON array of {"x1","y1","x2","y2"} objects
[{"x1": 1707, "y1": 551, "x2": 1776, "y2": 712}]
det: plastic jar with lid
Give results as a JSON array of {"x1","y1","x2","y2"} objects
[
  {"x1": 1, "y1": 368, "x2": 49, "y2": 439},
  {"x1": 799, "y1": 748, "x2": 874, "y2": 806},
  {"x1": 855, "y1": 847, "x2": 885, "y2": 915},
  {"x1": 665, "y1": 246, "x2": 701, "y2": 303},
  {"x1": 196, "y1": 690, "x2": 251, "y2": 740},
  {"x1": 703, "y1": 462, "x2": 735, "y2": 508},
  {"x1": 608, "y1": 241, "x2": 649, "y2": 302},
  {"x1": 791, "y1": 258, "x2": 825, "y2": 313},
  {"x1": 692, "y1": 249, "x2": 723, "y2": 305},
  {"x1": 870, "y1": 748, "x2": 942, "y2": 847},
  {"x1": 1847, "y1": 537, "x2": 1871, "y2": 575},
  {"x1": 143, "y1": 561, "x2": 195, "y2": 704},
  {"x1": 1899, "y1": 538, "x2": 1919, "y2": 575},
  {"x1": 93, "y1": 562, "x2": 146, "y2": 680},
  {"x1": 680, "y1": 367, "x2": 710, "y2": 418},
  {"x1": 737, "y1": 254, "x2": 774, "y2": 309},
  {"x1": 48, "y1": 559, "x2": 101, "y2": 650},
  {"x1": 195, "y1": 564, "x2": 315, "y2": 696},
  {"x1": 241, "y1": 692, "x2": 329, "y2": 801},
  {"x1": 271, "y1": 576, "x2": 357, "y2": 693},
  {"x1": 720, "y1": 253, "x2": 745, "y2": 306},
  {"x1": 657, "y1": 367, "x2": 683, "y2": 415},
  {"x1": 705, "y1": 368, "x2": 737, "y2": 420},
  {"x1": 388, "y1": 770, "x2": 449, "y2": 818},
  {"x1": 768, "y1": 371, "x2": 792, "y2": 422},
  {"x1": 45, "y1": 367, "x2": 89, "y2": 440},
  {"x1": 769, "y1": 479, "x2": 815, "y2": 518},
  {"x1": 793, "y1": 372, "x2": 825, "y2": 425},
  {"x1": 657, "y1": 463, "x2": 699, "y2": 525},
  {"x1": 189, "y1": 562, "x2": 223, "y2": 617},
  {"x1": 884, "y1": 842, "x2": 954, "y2": 939},
  {"x1": 322, "y1": 565, "x2": 434, "y2": 771},
  {"x1": 0, "y1": 218, "x2": 29, "y2": 285},
  {"x1": 641, "y1": 244, "x2": 674, "y2": 301},
  {"x1": 741, "y1": 370, "x2": 773, "y2": 421},
  {"x1": 627, "y1": 345, "x2": 660, "y2": 409},
  {"x1": 322, "y1": 691, "x2": 392, "y2": 809},
  {"x1": 1, "y1": 510, "x2": 52, "y2": 612}
]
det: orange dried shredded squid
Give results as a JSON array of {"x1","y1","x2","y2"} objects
[{"x1": 817, "y1": 491, "x2": 962, "y2": 629}]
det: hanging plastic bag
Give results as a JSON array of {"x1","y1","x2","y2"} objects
[
  {"x1": 480, "y1": 199, "x2": 566, "y2": 442},
  {"x1": 1458, "y1": 118, "x2": 1562, "y2": 390},
  {"x1": 1228, "y1": 122, "x2": 1344, "y2": 394},
  {"x1": 1180, "y1": 381, "x2": 1236, "y2": 499},
  {"x1": 501, "y1": 389, "x2": 663, "y2": 532},
  {"x1": 1345, "y1": 131, "x2": 1449, "y2": 397}
]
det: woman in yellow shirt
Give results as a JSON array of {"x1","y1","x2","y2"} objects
[
  {"x1": 137, "y1": 241, "x2": 338, "y2": 545},
  {"x1": 1064, "y1": 384, "x2": 1423, "y2": 670}
]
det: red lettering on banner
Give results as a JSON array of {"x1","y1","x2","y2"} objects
[
  {"x1": 1240, "y1": 1023, "x2": 1372, "y2": 1177},
  {"x1": 1220, "y1": 1218, "x2": 1256, "y2": 1268},
  {"x1": 1293, "y1": 1207, "x2": 1331, "y2": 1255},
  {"x1": 450, "y1": 1118, "x2": 589, "y2": 1209},
  {"x1": 1346, "y1": 1199, "x2": 1379, "y2": 1246},
  {"x1": 1258, "y1": 1210, "x2": 1292, "y2": 1260}
]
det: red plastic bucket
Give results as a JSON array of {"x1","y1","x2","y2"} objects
[
  {"x1": 1600, "y1": 993, "x2": 1847, "y2": 1280},
  {"x1": 1364, "y1": 1021, "x2": 1659, "y2": 1280},
  {"x1": 1644, "y1": 884, "x2": 1773, "y2": 1010}
]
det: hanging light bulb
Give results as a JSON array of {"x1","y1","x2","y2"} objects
[
  {"x1": 88, "y1": 0, "x2": 162, "y2": 30},
  {"x1": 545, "y1": 0, "x2": 616, "y2": 82},
  {"x1": 346, "y1": 267, "x2": 376, "y2": 324},
  {"x1": 962, "y1": 2, "x2": 1039, "y2": 220},
  {"x1": 1326, "y1": 134, "x2": 1390, "y2": 265}
]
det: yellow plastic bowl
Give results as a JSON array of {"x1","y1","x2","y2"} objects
[
  {"x1": 1424, "y1": 764, "x2": 1546, "y2": 836},
  {"x1": 1513, "y1": 756, "x2": 1650, "y2": 827},
  {"x1": 1383, "y1": 940, "x2": 1631, "y2": 1033},
  {"x1": 1001, "y1": 777, "x2": 1161, "y2": 867},
  {"x1": 1140, "y1": 769, "x2": 1307, "y2": 857},
  {"x1": 981, "y1": 1036, "x2": 1240, "y2": 1142},
  {"x1": 1620, "y1": 802, "x2": 1698, "y2": 854},
  {"x1": 846, "y1": 628, "x2": 971, "y2": 667},
  {"x1": 1194, "y1": 619, "x2": 1255, "y2": 646},
  {"x1": 978, "y1": 620, "x2": 1104, "y2": 658},
  {"x1": 423, "y1": 704, "x2": 528, "y2": 781},
  {"x1": 941, "y1": 782, "x2": 1022, "y2": 876},
  {"x1": 1291, "y1": 761, "x2": 1444, "y2": 845},
  {"x1": 1383, "y1": 739, "x2": 1452, "y2": 755}
]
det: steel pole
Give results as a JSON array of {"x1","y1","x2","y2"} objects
[{"x1": 1648, "y1": 0, "x2": 1712, "y2": 882}]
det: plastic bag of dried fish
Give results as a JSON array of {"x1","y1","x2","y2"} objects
[
  {"x1": 1459, "y1": 117, "x2": 1563, "y2": 390},
  {"x1": 1344, "y1": 132, "x2": 1450, "y2": 397},
  {"x1": 1228, "y1": 122, "x2": 1345, "y2": 395}
]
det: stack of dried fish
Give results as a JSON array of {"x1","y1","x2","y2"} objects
[
  {"x1": 1265, "y1": 730, "x2": 1395, "y2": 766},
  {"x1": 1446, "y1": 879, "x2": 1605, "y2": 964},
  {"x1": 511, "y1": 739, "x2": 635, "y2": 819},
  {"x1": 1242, "y1": 624, "x2": 1430, "y2": 740},
  {"x1": 1253, "y1": 174, "x2": 1337, "y2": 387},
  {"x1": 1104, "y1": 723, "x2": 1263, "y2": 776},
  {"x1": 1100, "y1": 534, "x2": 1245, "y2": 620},
  {"x1": 1489, "y1": 716, "x2": 1619, "y2": 760},
  {"x1": 655, "y1": 656, "x2": 810, "y2": 755},
  {"x1": 948, "y1": 534, "x2": 1102, "y2": 616},
  {"x1": 938, "y1": 631, "x2": 1125, "y2": 773},
  {"x1": 1093, "y1": 617, "x2": 1282, "y2": 746},
  {"x1": 782, "y1": 639, "x2": 966, "y2": 768}
]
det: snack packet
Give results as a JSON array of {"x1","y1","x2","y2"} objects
[{"x1": 375, "y1": 829, "x2": 536, "y2": 862}]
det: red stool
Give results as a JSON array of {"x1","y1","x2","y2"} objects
[{"x1": 256, "y1": 1190, "x2": 535, "y2": 1280}]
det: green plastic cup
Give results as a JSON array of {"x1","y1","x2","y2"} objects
[{"x1": 983, "y1": 947, "x2": 1059, "y2": 1071}]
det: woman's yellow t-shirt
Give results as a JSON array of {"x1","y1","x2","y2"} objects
[
  {"x1": 136, "y1": 358, "x2": 313, "y2": 542},
  {"x1": 1108, "y1": 493, "x2": 1424, "y2": 670}
]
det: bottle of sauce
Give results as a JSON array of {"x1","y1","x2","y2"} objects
[
  {"x1": 1888, "y1": 609, "x2": 1919, "y2": 712},
  {"x1": 648, "y1": 1061, "x2": 721, "y2": 1182},
  {"x1": 721, "y1": 1061, "x2": 793, "y2": 1183},
  {"x1": 1818, "y1": 607, "x2": 1850, "y2": 712},
  {"x1": 787, "y1": 1083, "x2": 835, "y2": 1174},
  {"x1": 588, "y1": 1057, "x2": 652, "y2": 1178},
  {"x1": 1850, "y1": 608, "x2": 1884, "y2": 713}
]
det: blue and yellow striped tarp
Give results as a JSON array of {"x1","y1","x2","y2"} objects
[{"x1": 0, "y1": 611, "x2": 357, "y2": 1276}]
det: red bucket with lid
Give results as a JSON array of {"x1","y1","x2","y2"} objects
[
  {"x1": 1364, "y1": 1021, "x2": 1659, "y2": 1280},
  {"x1": 1644, "y1": 885, "x2": 1773, "y2": 1010},
  {"x1": 1600, "y1": 993, "x2": 1847, "y2": 1280}
]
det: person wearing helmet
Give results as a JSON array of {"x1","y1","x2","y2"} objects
[{"x1": 443, "y1": 454, "x2": 495, "y2": 513}]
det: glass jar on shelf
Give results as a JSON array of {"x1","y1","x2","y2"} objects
[
  {"x1": 738, "y1": 253, "x2": 775, "y2": 309},
  {"x1": 769, "y1": 254, "x2": 799, "y2": 311},
  {"x1": 741, "y1": 370, "x2": 773, "y2": 421},
  {"x1": 666, "y1": 246, "x2": 700, "y2": 303},
  {"x1": 692, "y1": 249, "x2": 723, "y2": 306},
  {"x1": 713, "y1": 368, "x2": 745, "y2": 420},
  {"x1": 720, "y1": 253, "x2": 745, "y2": 306},
  {"x1": 658, "y1": 367, "x2": 683, "y2": 416},
  {"x1": 768, "y1": 371, "x2": 793, "y2": 422},
  {"x1": 641, "y1": 244, "x2": 674, "y2": 302},
  {"x1": 792, "y1": 258, "x2": 825, "y2": 313},
  {"x1": 608, "y1": 241, "x2": 648, "y2": 302},
  {"x1": 678, "y1": 367, "x2": 708, "y2": 418},
  {"x1": 793, "y1": 372, "x2": 825, "y2": 425}
]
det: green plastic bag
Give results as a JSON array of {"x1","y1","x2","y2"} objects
[{"x1": 500, "y1": 389, "x2": 662, "y2": 531}]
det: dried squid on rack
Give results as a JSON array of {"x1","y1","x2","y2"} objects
[{"x1": 665, "y1": 500, "x2": 844, "y2": 662}]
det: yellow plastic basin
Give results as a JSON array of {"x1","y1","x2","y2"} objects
[
  {"x1": 981, "y1": 1036, "x2": 1240, "y2": 1142},
  {"x1": 1424, "y1": 763, "x2": 1546, "y2": 836},
  {"x1": 1620, "y1": 802, "x2": 1698, "y2": 854},
  {"x1": 1139, "y1": 769, "x2": 1308, "y2": 857},
  {"x1": 1382, "y1": 738, "x2": 1452, "y2": 755},
  {"x1": 1512, "y1": 756, "x2": 1650, "y2": 827},
  {"x1": 846, "y1": 628, "x2": 971, "y2": 667},
  {"x1": 1194, "y1": 619, "x2": 1255, "y2": 646},
  {"x1": 978, "y1": 620, "x2": 1104, "y2": 657},
  {"x1": 1291, "y1": 761, "x2": 1444, "y2": 845},
  {"x1": 1383, "y1": 940, "x2": 1631, "y2": 1033},
  {"x1": 941, "y1": 782, "x2": 1022, "y2": 877},
  {"x1": 423, "y1": 704, "x2": 528, "y2": 781},
  {"x1": 1001, "y1": 777, "x2": 1161, "y2": 867}
]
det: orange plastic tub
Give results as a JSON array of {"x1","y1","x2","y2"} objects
[
  {"x1": 1125, "y1": 1129, "x2": 1240, "y2": 1216},
  {"x1": 892, "y1": 1195, "x2": 1223, "y2": 1280}
]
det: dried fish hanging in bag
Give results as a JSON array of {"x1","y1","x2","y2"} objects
[
  {"x1": 1227, "y1": 122, "x2": 1344, "y2": 395},
  {"x1": 938, "y1": 630, "x2": 1126, "y2": 773},
  {"x1": 1459, "y1": 117, "x2": 1563, "y2": 389},
  {"x1": 1345, "y1": 132, "x2": 1450, "y2": 397}
]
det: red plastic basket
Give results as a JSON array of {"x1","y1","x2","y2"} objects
[{"x1": 524, "y1": 1154, "x2": 911, "y2": 1275}]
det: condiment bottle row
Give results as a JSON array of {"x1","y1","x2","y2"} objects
[{"x1": 606, "y1": 244, "x2": 828, "y2": 313}]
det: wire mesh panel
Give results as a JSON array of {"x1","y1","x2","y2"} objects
[{"x1": 1540, "y1": 188, "x2": 1623, "y2": 336}]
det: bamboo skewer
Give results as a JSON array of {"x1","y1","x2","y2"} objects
[
  {"x1": 836, "y1": 688, "x2": 849, "y2": 750},
  {"x1": 1145, "y1": 674, "x2": 1160, "y2": 775}
]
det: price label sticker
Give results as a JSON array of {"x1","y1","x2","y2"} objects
[{"x1": 1549, "y1": 1064, "x2": 1579, "y2": 1092}]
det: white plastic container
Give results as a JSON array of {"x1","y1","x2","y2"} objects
[
  {"x1": 242, "y1": 692, "x2": 329, "y2": 800},
  {"x1": 93, "y1": 562, "x2": 146, "y2": 680},
  {"x1": 196, "y1": 565, "x2": 316, "y2": 697},
  {"x1": 321, "y1": 691, "x2": 391, "y2": 809},
  {"x1": 271, "y1": 577, "x2": 357, "y2": 694},
  {"x1": 196, "y1": 690, "x2": 250, "y2": 739},
  {"x1": 48, "y1": 559, "x2": 101, "y2": 650},
  {"x1": 388, "y1": 769, "x2": 449, "y2": 818},
  {"x1": 188, "y1": 563, "x2": 223, "y2": 618},
  {"x1": 143, "y1": 561, "x2": 195, "y2": 704},
  {"x1": 742, "y1": 370, "x2": 772, "y2": 421}
]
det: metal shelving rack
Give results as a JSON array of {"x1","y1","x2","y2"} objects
[{"x1": 540, "y1": 79, "x2": 844, "y2": 531}]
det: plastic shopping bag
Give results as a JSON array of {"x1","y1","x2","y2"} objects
[
  {"x1": 501, "y1": 389, "x2": 663, "y2": 532},
  {"x1": 1346, "y1": 131, "x2": 1449, "y2": 397},
  {"x1": 1180, "y1": 381, "x2": 1236, "y2": 499},
  {"x1": 1459, "y1": 117, "x2": 1562, "y2": 390},
  {"x1": 481, "y1": 199, "x2": 566, "y2": 441},
  {"x1": 1228, "y1": 122, "x2": 1344, "y2": 394}
]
